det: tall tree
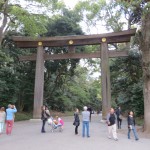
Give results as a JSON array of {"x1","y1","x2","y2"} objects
[{"x1": 0, "y1": 0, "x2": 64, "y2": 47}]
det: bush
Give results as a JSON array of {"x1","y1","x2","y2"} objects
[{"x1": 15, "y1": 112, "x2": 32, "y2": 121}]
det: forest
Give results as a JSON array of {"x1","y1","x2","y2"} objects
[{"x1": 0, "y1": 0, "x2": 150, "y2": 132}]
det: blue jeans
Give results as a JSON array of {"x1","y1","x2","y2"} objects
[
  {"x1": 128, "y1": 125, "x2": 139, "y2": 140},
  {"x1": 82, "y1": 121, "x2": 90, "y2": 137}
]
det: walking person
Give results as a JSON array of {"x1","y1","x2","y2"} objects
[
  {"x1": 127, "y1": 111, "x2": 139, "y2": 141},
  {"x1": 0, "y1": 107, "x2": 6, "y2": 135},
  {"x1": 82, "y1": 106, "x2": 90, "y2": 138},
  {"x1": 6, "y1": 104, "x2": 17, "y2": 135},
  {"x1": 87, "y1": 106, "x2": 92, "y2": 122},
  {"x1": 106, "y1": 108, "x2": 118, "y2": 141},
  {"x1": 73, "y1": 108, "x2": 80, "y2": 135},
  {"x1": 41, "y1": 105, "x2": 50, "y2": 133},
  {"x1": 116, "y1": 106, "x2": 122, "y2": 129}
]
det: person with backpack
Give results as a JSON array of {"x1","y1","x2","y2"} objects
[
  {"x1": 106, "y1": 108, "x2": 118, "y2": 141},
  {"x1": 73, "y1": 108, "x2": 80, "y2": 135},
  {"x1": 115, "y1": 106, "x2": 122, "y2": 129},
  {"x1": 41, "y1": 105, "x2": 50, "y2": 133}
]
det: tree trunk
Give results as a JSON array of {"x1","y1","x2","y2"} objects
[{"x1": 141, "y1": 13, "x2": 150, "y2": 133}]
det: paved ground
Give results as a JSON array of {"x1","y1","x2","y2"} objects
[{"x1": 0, "y1": 114, "x2": 150, "y2": 150}]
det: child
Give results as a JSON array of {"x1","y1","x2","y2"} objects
[{"x1": 58, "y1": 117, "x2": 64, "y2": 129}]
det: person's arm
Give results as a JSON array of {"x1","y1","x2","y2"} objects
[
  {"x1": 133, "y1": 117, "x2": 136, "y2": 126},
  {"x1": 127, "y1": 116, "x2": 130, "y2": 126},
  {"x1": 106, "y1": 113, "x2": 110, "y2": 125},
  {"x1": 13, "y1": 107, "x2": 17, "y2": 113}
]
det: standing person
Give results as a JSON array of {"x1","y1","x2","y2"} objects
[
  {"x1": 6, "y1": 104, "x2": 17, "y2": 135},
  {"x1": 0, "y1": 107, "x2": 6, "y2": 134},
  {"x1": 106, "y1": 108, "x2": 118, "y2": 141},
  {"x1": 116, "y1": 106, "x2": 122, "y2": 129},
  {"x1": 82, "y1": 106, "x2": 90, "y2": 138},
  {"x1": 87, "y1": 106, "x2": 92, "y2": 122},
  {"x1": 41, "y1": 105, "x2": 50, "y2": 133},
  {"x1": 73, "y1": 108, "x2": 80, "y2": 135},
  {"x1": 127, "y1": 111, "x2": 139, "y2": 141}
]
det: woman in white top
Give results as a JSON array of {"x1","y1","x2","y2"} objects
[{"x1": 0, "y1": 107, "x2": 6, "y2": 134}]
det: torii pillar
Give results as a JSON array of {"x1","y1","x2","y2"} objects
[
  {"x1": 33, "y1": 42, "x2": 44, "y2": 119},
  {"x1": 101, "y1": 38, "x2": 111, "y2": 120}
]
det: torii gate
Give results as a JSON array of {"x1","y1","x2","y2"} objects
[{"x1": 12, "y1": 29, "x2": 136, "y2": 119}]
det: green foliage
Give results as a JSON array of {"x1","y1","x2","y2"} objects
[
  {"x1": 15, "y1": 112, "x2": 32, "y2": 121},
  {"x1": 110, "y1": 49, "x2": 143, "y2": 116}
]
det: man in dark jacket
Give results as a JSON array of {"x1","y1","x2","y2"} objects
[
  {"x1": 106, "y1": 108, "x2": 118, "y2": 141},
  {"x1": 116, "y1": 106, "x2": 122, "y2": 129}
]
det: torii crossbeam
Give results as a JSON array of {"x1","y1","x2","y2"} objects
[{"x1": 12, "y1": 29, "x2": 136, "y2": 119}]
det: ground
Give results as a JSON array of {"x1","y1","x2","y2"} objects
[{"x1": 0, "y1": 114, "x2": 150, "y2": 150}]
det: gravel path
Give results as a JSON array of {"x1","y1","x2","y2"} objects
[{"x1": 0, "y1": 114, "x2": 150, "y2": 150}]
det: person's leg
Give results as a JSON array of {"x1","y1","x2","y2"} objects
[
  {"x1": 75, "y1": 126, "x2": 78, "y2": 134},
  {"x1": 112, "y1": 124, "x2": 118, "y2": 140},
  {"x1": 6, "y1": 120, "x2": 10, "y2": 135},
  {"x1": 120, "y1": 119, "x2": 122, "y2": 129},
  {"x1": 9, "y1": 120, "x2": 13, "y2": 134},
  {"x1": 0, "y1": 122, "x2": 2, "y2": 134},
  {"x1": 2, "y1": 122, "x2": 5, "y2": 133},
  {"x1": 41, "y1": 120, "x2": 46, "y2": 132},
  {"x1": 82, "y1": 121, "x2": 85, "y2": 137},
  {"x1": 128, "y1": 128, "x2": 131, "y2": 139},
  {"x1": 108, "y1": 126, "x2": 112, "y2": 138},
  {"x1": 86, "y1": 121, "x2": 90, "y2": 137},
  {"x1": 117, "y1": 118, "x2": 119, "y2": 129},
  {"x1": 132, "y1": 126, "x2": 139, "y2": 140}
]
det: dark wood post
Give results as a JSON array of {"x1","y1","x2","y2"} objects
[
  {"x1": 33, "y1": 42, "x2": 44, "y2": 119},
  {"x1": 101, "y1": 38, "x2": 111, "y2": 120}
]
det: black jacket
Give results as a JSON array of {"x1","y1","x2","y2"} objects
[{"x1": 127, "y1": 115, "x2": 135, "y2": 126}]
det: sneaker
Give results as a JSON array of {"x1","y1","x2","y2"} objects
[
  {"x1": 114, "y1": 138, "x2": 118, "y2": 141},
  {"x1": 135, "y1": 138, "x2": 139, "y2": 141}
]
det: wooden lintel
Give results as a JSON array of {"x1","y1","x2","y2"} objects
[
  {"x1": 19, "y1": 51, "x2": 129, "y2": 61},
  {"x1": 13, "y1": 29, "x2": 136, "y2": 48}
]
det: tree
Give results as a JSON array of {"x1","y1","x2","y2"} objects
[
  {"x1": 0, "y1": 0, "x2": 64, "y2": 47},
  {"x1": 75, "y1": 0, "x2": 150, "y2": 133}
]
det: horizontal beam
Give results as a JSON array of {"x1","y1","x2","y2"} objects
[
  {"x1": 19, "y1": 51, "x2": 129, "y2": 61},
  {"x1": 13, "y1": 29, "x2": 136, "y2": 48}
]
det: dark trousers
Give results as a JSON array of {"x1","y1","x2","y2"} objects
[
  {"x1": 117, "y1": 118, "x2": 122, "y2": 129},
  {"x1": 41, "y1": 119, "x2": 46, "y2": 132},
  {"x1": 75, "y1": 125, "x2": 79, "y2": 134}
]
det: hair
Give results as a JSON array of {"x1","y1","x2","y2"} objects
[
  {"x1": 0, "y1": 107, "x2": 5, "y2": 111},
  {"x1": 8, "y1": 104, "x2": 12, "y2": 108},
  {"x1": 83, "y1": 106, "x2": 87, "y2": 111}
]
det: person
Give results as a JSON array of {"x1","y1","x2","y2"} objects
[
  {"x1": 0, "y1": 107, "x2": 6, "y2": 134},
  {"x1": 82, "y1": 106, "x2": 90, "y2": 138},
  {"x1": 87, "y1": 106, "x2": 92, "y2": 122},
  {"x1": 115, "y1": 106, "x2": 122, "y2": 129},
  {"x1": 41, "y1": 105, "x2": 50, "y2": 133},
  {"x1": 58, "y1": 117, "x2": 64, "y2": 129},
  {"x1": 6, "y1": 104, "x2": 17, "y2": 135},
  {"x1": 127, "y1": 111, "x2": 139, "y2": 141},
  {"x1": 106, "y1": 108, "x2": 118, "y2": 141},
  {"x1": 73, "y1": 108, "x2": 80, "y2": 135}
]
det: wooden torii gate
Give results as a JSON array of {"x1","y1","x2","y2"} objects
[{"x1": 12, "y1": 29, "x2": 136, "y2": 119}]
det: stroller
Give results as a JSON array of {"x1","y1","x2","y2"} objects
[{"x1": 47, "y1": 117, "x2": 63, "y2": 132}]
